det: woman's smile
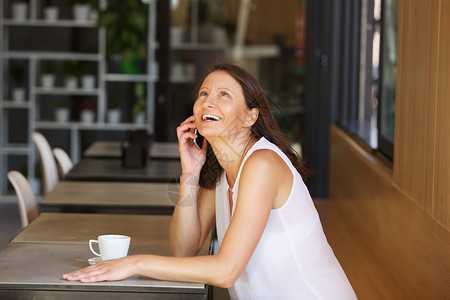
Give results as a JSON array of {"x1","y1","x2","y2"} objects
[{"x1": 201, "y1": 114, "x2": 222, "y2": 122}]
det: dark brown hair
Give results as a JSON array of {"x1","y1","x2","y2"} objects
[{"x1": 198, "y1": 63, "x2": 311, "y2": 189}]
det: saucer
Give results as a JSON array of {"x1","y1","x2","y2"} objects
[{"x1": 88, "y1": 257, "x2": 102, "y2": 265}]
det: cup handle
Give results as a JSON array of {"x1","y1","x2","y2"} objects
[{"x1": 89, "y1": 239, "x2": 101, "y2": 257}]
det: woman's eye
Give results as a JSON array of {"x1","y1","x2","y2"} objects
[
  {"x1": 219, "y1": 91, "x2": 230, "y2": 98},
  {"x1": 199, "y1": 91, "x2": 208, "y2": 97}
]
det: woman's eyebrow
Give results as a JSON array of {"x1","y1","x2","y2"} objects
[{"x1": 217, "y1": 87, "x2": 234, "y2": 93}]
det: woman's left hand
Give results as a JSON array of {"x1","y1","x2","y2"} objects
[{"x1": 63, "y1": 256, "x2": 140, "y2": 283}]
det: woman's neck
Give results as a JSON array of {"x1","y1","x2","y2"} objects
[{"x1": 208, "y1": 133, "x2": 257, "y2": 189}]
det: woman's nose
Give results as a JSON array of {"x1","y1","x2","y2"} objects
[{"x1": 203, "y1": 94, "x2": 216, "y2": 108}]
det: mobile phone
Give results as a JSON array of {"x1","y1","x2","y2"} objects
[{"x1": 193, "y1": 128, "x2": 204, "y2": 150}]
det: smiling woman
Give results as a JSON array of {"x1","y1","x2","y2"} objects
[
  {"x1": 194, "y1": 63, "x2": 311, "y2": 190},
  {"x1": 63, "y1": 63, "x2": 356, "y2": 300}
]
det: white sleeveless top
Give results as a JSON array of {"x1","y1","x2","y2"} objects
[{"x1": 215, "y1": 137, "x2": 356, "y2": 300}]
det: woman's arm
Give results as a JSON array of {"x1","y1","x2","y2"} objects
[
  {"x1": 169, "y1": 116, "x2": 215, "y2": 257},
  {"x1": 170, "y1": 183, "x2": 215, "y2": 257},
  {"x1": 64, "y1": 150, "x2": 291, "y2": 288}
]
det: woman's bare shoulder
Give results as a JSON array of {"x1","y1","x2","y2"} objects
[
  {"x1": 241, "y1": 149, "x2": 291, "y2": 180},
  {"x1": 246, "y1": 149, "x2": 288, "y2": 168},
  {"x1": 240, "y1": 149, "x2": 293, "y2": 208}
]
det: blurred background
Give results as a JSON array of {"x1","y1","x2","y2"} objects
[
  {"x1": 0, "y1": 0, "x2": 394, "y2": 199},
  {"x1": 1, "y1": 0, "x2": 314, "y2": 196},
  {"x1": 1, "y1": 1, "x2": 449, "y2": 298}
]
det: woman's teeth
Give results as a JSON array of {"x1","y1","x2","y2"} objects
[{"x1": 202, "y1": 114, "x2": 221, "y2": 121}]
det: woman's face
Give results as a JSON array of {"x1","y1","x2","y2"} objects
[{"x1": 193, "y1": 70, "x2": 252, "y2": 139}]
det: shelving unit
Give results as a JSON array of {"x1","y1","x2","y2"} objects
[{"x1": 0, "y1": 0, "x2": 159, "y2": 196}]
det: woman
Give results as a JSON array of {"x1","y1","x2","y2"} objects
[{"x1": 64, "y1": 63, "x2": 356, "y2": 299}]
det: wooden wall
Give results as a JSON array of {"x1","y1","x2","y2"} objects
[
  {"x1": 394, "y1": 0, "x2": 450, "y2": 227},
  {"x1": 327, "y1": 0, "x2": 449, "y2": 298},
  {"x1": 329, "y1": 127, "x2": 449, "y2": 298}
]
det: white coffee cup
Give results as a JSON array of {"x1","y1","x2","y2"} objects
[{"x1": 89, "y1": 235, "x2": 131, "y2": 261}]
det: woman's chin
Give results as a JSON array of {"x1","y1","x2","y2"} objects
[
  {"x1": 196, "y1": 127, "x2": 215, "y2": 138},
  {"x1": 199, "y1": 132, "x2": 219, "y2": 143}
]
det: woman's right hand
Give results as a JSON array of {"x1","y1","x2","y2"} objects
[{"x1": 176, "y1": 116, "x2": 207, "y2": 177}]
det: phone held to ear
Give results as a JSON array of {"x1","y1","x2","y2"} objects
[{"x1": 193, "y1": 128, "x2": 204, "y2": 150}]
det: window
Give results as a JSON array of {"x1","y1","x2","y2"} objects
[
  {"x1": 337, "y1": 0, "x2": 398, "y2": 160},
  {"x1": 378, "y1": 0, "x2": 398, "y2": 158}
]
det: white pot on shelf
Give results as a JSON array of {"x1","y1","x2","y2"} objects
[
  {"x1": 12, "y1": 2, "x2": 28, "y2": 21},
  {"x1": 81, "y1": 75, "x2": 96, "y2": 90},
  {"x1": 171, "y1": 63, "x2": 183, "y2": 78},
  {"x1": 55, "y1": 108, "x2": 70, "y2": 122},
  {"x1": 12, "y1": 87, "x2": 26, "y2": 102},
  {"x1": 107, "y1": 109, "x2": 121, "y2": 124},
  {"x1": 184, "y1": 63, "x2": 196, "y2": 78},
  {"x1": 90, "y1": 9, "x2": 98, "y2": 22},
  {"x1": 44, "y1": 6, "x2": 59, "y2": 22},
  {"x1": 133, "y1": 111, "x2": 145, "y2": 124},
  {"x1": 213, "y1": 27, "x2": 228, "y2": 46},
  {"x1": 72, "y1": 4, "x2": 91, "y2": 22},
  {"x1": 81, "y1": 109, "x2": 95, "y2": 123},
  {"x1": 41, "y1": 74, "x2": 55, "y2": 89},
  {"x1": 170, "y1": 27, "x2": 185, "y2": 45},
  {"x1": 65, "y1": 77, "x2": 78, "y2": 89}
]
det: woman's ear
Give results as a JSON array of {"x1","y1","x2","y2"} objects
[{"x1": 244, "y1": 108, "x2": 259, "y2": 127}]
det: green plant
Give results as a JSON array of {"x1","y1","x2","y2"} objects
[
  {"x1": 109, "y1": 94, "x2": 119, "y2": 109},
  {"x1": 64, "y1": 60, "x2": 82, "y2": 78},
  {"x1": 98, "y1": 0, "x2": 148, "y2": 74},
  {"x1": 132, "y1": 82, "x2": 146, "y2": 118},
  {"x1": 55, "y1": 98, "x2": 71, "y2": 108},
  {"x1": 10, "y1": 62, "x2": 26, "y2": 87},
  {"x1": 41, "y1": 61, "x2": 55, "y2": 74}
]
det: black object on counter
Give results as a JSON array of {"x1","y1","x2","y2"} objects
[{"x1": 122, "y1": 130, "x2": 151, "y2": 168}]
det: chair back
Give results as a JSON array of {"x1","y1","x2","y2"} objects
[
  {"x1": 32, "y1": 132, "x2": 59, "y2": 194},
  {"x1": 7, "y1": 171, "x2": 39, "y2": 228},
  {"x1": 53, "y1": 147, "x2": 73, "y2": 179}
]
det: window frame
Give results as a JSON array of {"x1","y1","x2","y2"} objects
[
  {"x1": 377, "y1": 0, "x2": 396, "y2": 159},
  {"x1": 336, "y1": 0, "x2": 396, "y2": 161}
]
